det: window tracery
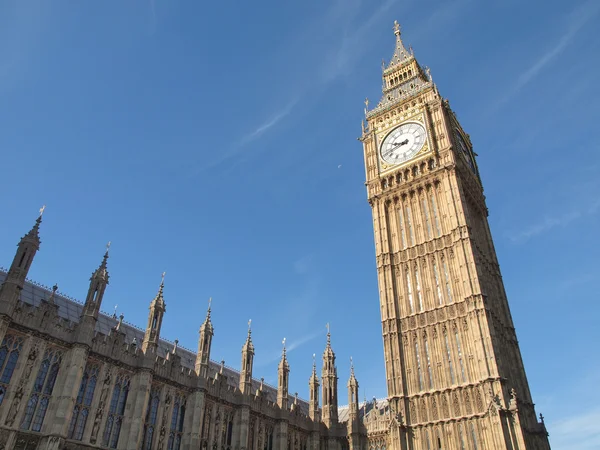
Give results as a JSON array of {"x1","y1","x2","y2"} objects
[
  {"x1": 102, "y1": 374, "x2": 130, "y2": 448},
  {"x1": 68, "y1": 363, "x2": 99, "y2": 440},
  {"x1": 142, "y1": 386, "x2": 161, "y2": 450},
  {"x1": 20, "y1": 348, "x2": 62, "y2": 432},
  {"x1": 0, "y1": 334, "x2": 24, "y2": 406},
  {"x1": 167, "y1": 393, "x2": 186, "y2": 450}
]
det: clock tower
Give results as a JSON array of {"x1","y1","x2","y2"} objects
[{"x1": 360, "y1": 22, "x2": 551, "y2": 450}]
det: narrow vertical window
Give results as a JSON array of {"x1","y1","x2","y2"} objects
[
  {"x1": 425, "y1": 338, "x2": 433, "y2": 389},
  {"x1": 459, "y1": 423, "x2": 466, "y2": 450},
  {"x1": 0, "y1": 335, "x2": 24, "y2": 406},
  {"x1": 142, "y1": 387, "x2": 160, "y2": 450},
  {"x1": 422, "y1": 197, "x2": 433, "y2": 239},
  {"x1": 168, "y1": 394, "x2": 186, "y2": 450},
  {"x1": 415, "y1": 267, "x2": 424, "y2": 311},
  {"x1": 68, "y1": 364, "x2": 99, "y2": 440},
  {"x1": 103, "y1": 375, "x2": 130, "y2": 449},
  {"x1": 442, "y1": 259, "x2": 453, "y2": 302},
  {"x1": 430, "y1": 191, "x2": 441, "y2": 236},
  {"x1": 406, "y1": 204, "x2": 415, "y2": 246},
  {"x1": 425, "y1": 429, "x2": 432, "y2": 450},
  {"x1": 406, "y1": 270, "x2": 414, "y2": 314},
  {"x1": 444, "y1": 332, "x2": 455, "y2": 384},
  {"x1": 415, "y1": 341, "x2": 423, "y2": 391},
  {"x1": 398, "y1": 210, "x2": 407, "y2": 249},
  {"x1": 471, "y1": 422, "x2": 479, "y2": 450},
  {"x1": 21, "y1": 348, "x2": 62, "y2": 432},
  {"x1": 433, "y1": 262, "x2": 443, "y2": 306},
  {"x1": 455, "y1": 330, "x2": 467, "y2": 382}
]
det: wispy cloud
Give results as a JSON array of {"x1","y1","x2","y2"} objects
[
  {"x1": 509, "y1": 199, "x2": 600, "y2": 243},
  {"x1": 321, "y1": 0, "x2": 397, "y2": 83},
  {"x1": 549, "y1": 409, "x2": 600, "y2": 450},
  {"x1": 497, "y1": 0, "x2": 599, "y2": 107},
  {"x1": 239, "y1": 99, "x2": 298, "y2": 145},
  {"x1": 256, "y1": 329, "x2": 322, "y2": 367}
]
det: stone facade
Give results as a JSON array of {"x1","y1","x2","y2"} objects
[
  {"x1": 359, "y1": 22, "x2": 551, "y2": 449},
  {"x1": 0, "y1": 219, "x2": 373, "y2": 450},
  {"x1": 0, "y1": 21, "x2": 552, "y2": 450}
]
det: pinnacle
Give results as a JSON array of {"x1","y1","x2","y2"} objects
[
  {"x1": 22, "y1": 206, "x2": 44, "y2": 243},
  {"x1": 385, "y1": 20, "x2": 413, "y2": 71}
]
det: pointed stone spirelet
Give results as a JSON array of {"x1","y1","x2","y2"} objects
[
  {"x1": 22, "y1": 205, "x2": 45, "y2": 244},
  {"x1": 385, "y1": 21, "x2": 412, "y2": 70}
]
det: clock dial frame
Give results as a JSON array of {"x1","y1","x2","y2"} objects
[{"x1": 380, "y1": 122, "x2": 427, "y2": 165}]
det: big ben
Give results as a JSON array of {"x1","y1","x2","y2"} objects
[{"x1": 361, "y1": 22, "x2": 551, "y2": 450}]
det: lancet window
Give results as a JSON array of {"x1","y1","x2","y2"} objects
[
  {"x1": 471, "y1": 422, "x2": 479, "y2": 450},
  {"x1": 455, "y1": 330, "x2": 467, "y2": 382},
  {"x1": 433, "y1": 261, "x2": 443, "y2": 305},
  {"x1": 142, "y1": 386, "x2": 161, "y2": 450},
  {"x1": 430, "y1": 190, "x2": 442, "y2": 236},
  {"x1": 68, "y1": 363, "x2": 100, "y2": 440},
  {"x1": 21, "y1": 348, "x2": 62, "y2": 432},
  {"x1": 406, "y1": 270, "x2": 414, "y2": 313},
  {"x1": 398, "y1": 210, "x2": 407, "y2": 249},
  {"x1": 167, "y1": 393, "x2": 186, "y2": 450},
  {"x1": 444, "y1": 331, "x2": 455, "y2": 384},
  {"x1": 425, "y1": 337, "x2": 433, "y2": 389},
  {"x1": 415, "y1": 340, "x2": 423, "y2": 391},
  {"x1": 415, "y1": 266, "x2": 424, "y2": 311},
  {"x1": 422, "y1": 197, "x2": 433, "y2": 239},
  {"x1": 442, "y1": 259, "x2": 453, "y2": 302},
  {"x1": 103, "y1": 374, "x2": 130, "y2": 448},
  {"x1": 405, "y1": 204, "x2": 415, "y2": 245},
  {"x1": 0, "y1": 334, "x2": 24, "y2": 406}
]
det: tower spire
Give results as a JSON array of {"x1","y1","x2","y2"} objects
[
  {"x1": 239, "y1": 319, "x2": 255, "y2": 395},
  {"x1": 0, "y1": 208, "x2": 45, "y2": 318},
  {"x1": 322, "y1": 323, "x2": 339, "y2": 427},
  {"x1": 277, "y1": 337, "x2": 290, "y2": 410},
  {"x1": 309, "y1": 353, "x2": 320, "y2": 421},
  {"x1": 142, "y1": 273, "x2": 167, "y2": 353},
  {"x1": 385, "y1": 21, "x2": 412, "y2": 70},
  {"x1": 196, "y1": 298, "x2": 214, "y2": 377},
  {"x1": 82, "y1": 243, "x2": 110, "y2": 320}
]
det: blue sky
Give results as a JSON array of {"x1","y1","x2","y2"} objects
[{"x1": 1, "y1": 1, "x2": 599, "y2": 448}]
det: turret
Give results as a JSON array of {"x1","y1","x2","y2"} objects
[
  {"x1": 142, "y1": 273, "x2": 166, "y2": 354},
  {"x1": 277, "y1": 338, "x2": 290, "y2": 410},
  {"x1": 239, "y1": 320, "x2": 254, "y2": 395},
  {"x1": 347, "y1": 357, "x2": 359, "y2": 420},
  {"x1": 321, "y1": 324, "x2": 339, "y2": 427},
  {"x1": 0, "y1": 207, "x2": 44, "y2": 316},
  {"x1": 308, "y1": 353, "x2": 320, "y2": 422},
  {"x1": 81, "y1": 243, "x2": 110, "y2": 320},
  {"x1": 195, "y1": 298, "x2": 214, "y2": 377}
]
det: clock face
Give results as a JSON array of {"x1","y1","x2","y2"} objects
[{"x1": 381, "y1": 122, "x2": 427, "y2": 165}]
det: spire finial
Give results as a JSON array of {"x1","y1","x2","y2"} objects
[
  {"x1": 206, "y1": 297, "x2": 212, "y2": 320},
  {"x1": 248, "y1": 319, "x2": 252, "y2": 337},
  {"x1": 350, "y1": 356, "x2": 354, "y2": 375},
  {"x1": 39, "y1": 205, "x2": 46, "y2": 218},
  {"x1": 326, "y1": 322, "x2": 331, "y2": 346},
  {"x1": 393, "y1": 20, "x2": 400, "y2": 36},
  {"x1": 113, "y1": 304, "x2": 118, "y2": 318},
  {"x1": 161, "y1": 271, "x2": 166, "y2": 286},
  {"x1": 173, "y1": 339, "x2": 179, "y2": 354},
  {"x1": 282, "y1": 337, "x2": 287, "y2": 357}
]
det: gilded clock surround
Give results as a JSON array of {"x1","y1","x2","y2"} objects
[{"x1": 377, "y1": 113, "x2": 431, "y2": 174}]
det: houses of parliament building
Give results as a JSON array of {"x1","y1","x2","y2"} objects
[{"x1": 0, "y1": 22, "x2": 551, "y2": 450}]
